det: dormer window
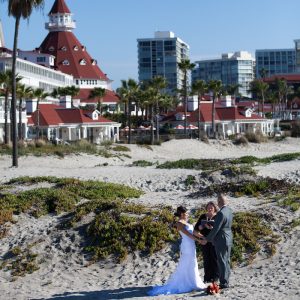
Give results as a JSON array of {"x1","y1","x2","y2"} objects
[
  {"x1": 82, "y1": 46, "x2": 86, "y2": 51},
  {"x1": 79, "y1": 59, "x2": 87, "y2": 65},
  {"x1": 91, "y1": 59, "x2": 97, "y2": 65},
  {"x1": 62, "y1": 59, "x2": 70, "y2": 66},
  {"x1": 49, "y1": 46, "x2": 55, "y2": 52},
  {"x1": 61, "y1": 46, "x2": 67, "y2": 51},
  {"x1": 73, "y1": 45, "x2": 79, "y2": 51}
]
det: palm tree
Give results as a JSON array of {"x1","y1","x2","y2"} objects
[
  {"x1": 32, "y1": 88, "x2": 48, "y2": 139},
  {"x1": 50, "y1": 87, "x2": 61, "y2": 99},
  {"x1": 16, "y1": 84, "x2": 32, "y2": 140},
  {"x1": 0, "y1": 70, "x2": 21, "y2": 144},
  {"x1": 126, "y1": 79, "x2": 139, "y2": 144},
  {"x1": 89, "y1": 87, "x2": 106, "y2": 114},
  {"x1": 149, "y1": 76, "x2": 168, "y2": 142},
  {"x1": 192, "y1": 80, "x2": 207, "y2": 140},
  {"x1": 116, "y1": 79, "x2": 139, "y2": 144},
  {"x1": 259, "y1": 68, "x2": 268, "y2": 79},
  {"x1": 250, "y1": 80, "x2": 269, "y2": 116},
  {"x1": 208, "y1": 80, "x2": 223, "y2": 138},
  {"x1": 3, "y1": 0, "x2": 44, "y2": 166},
  {"x1": 117, "y1": 80, "x2": 130, "y2": 120},
  {"x1": 178, "y1": 59, "x2": 195, "y2": 135},
  {"x1": 226, "y1": 83, "x2": 241, "y2": 104}
]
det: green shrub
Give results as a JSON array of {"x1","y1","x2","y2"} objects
[
  {"x1": 279, "y1": 191, "x2": 300, "y2": 211},
  {"x1": 157, "y1": 159, "x2": 224, "y2": 170},
  {"x1": 86, "y1": 206, "x2": 176, "y2": 262},
  {"x1": 245, "y1": 130, "x2": 267, "y2": 143},
  {"x1": 137, "y1": 144, "x2": 153, "y2": 151},
  {"x1": 132, "y1": 160, "x2": 154, "y2": 167},
  {"x1": 185, "y1": 175, "x2": 196, "y2": 186},
  {"x1": 233, "y1": 135, "x2": 248, "y2": 145},
  {"x1": 231, "y1": 212, "x2": 277, "y2": 265},
  {"x1": 0, "y1": 188, "x2": 78, "y2": 218},
  {"x1": 111, "y1": 145, "x2": 131, "y2": 152},
  {"x1": 100, "y1": 140, "x2": 113, "y2": 147},
  {"x1": 291, "y1": 218, "x2": 300, "y2": 228},
  {"x1": 0, "y1": 246, "x2": 39, "y2": 278},
  {"x1": 35, "y1": 139, "x2": 47, "y2": 148}
]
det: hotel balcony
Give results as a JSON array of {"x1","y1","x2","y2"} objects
[{"x1": 45, "y1": 21, "x2": 76, "y2": 31}]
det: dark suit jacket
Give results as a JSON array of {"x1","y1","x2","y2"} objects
[{"x1": 205, "y1": 206, "x2": 233, "y2": 249}]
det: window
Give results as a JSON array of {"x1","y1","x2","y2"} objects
[
  {"x1": 91, "y1": 59, "x2": 97, "y2": 65},
  {"x1": 49, "y1": 46, "x2": 55, "y2": 52},
  {"x1": 62, "y1": 59, "x2": 70, "y2": 65},
  {"x1": 37, "y1": 57, "x2": 46, "y2": 63},
  {"x1": 61, "y1": 46, "x2": 67, "y2": 51},
  {"x1": 73, "y1": 46, "x2": 79, "y2": 51},
  {"x1": 79, "y1": 59, "x2": 87, "y2": 65}
]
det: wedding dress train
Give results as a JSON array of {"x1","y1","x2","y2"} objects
[{"x1": 148, "y1": 223, "x2": 206, "y2": 296}]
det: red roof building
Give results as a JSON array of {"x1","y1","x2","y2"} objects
[
  {"x1": 161, "y1": 101, "x2": 274, "y2": 137},
  {"x1": 27, "y1": 104, "x2": 121, "y2": 143},
  {"x1": 39, "y1": 0, "x2": 119, "y2": 105}
]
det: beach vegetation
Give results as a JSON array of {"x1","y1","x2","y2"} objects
[
  {"x1": 233, "y1": 135, "x2": 249, "y2": 145},
  {"x1": 0, "y1": 246, "x2": 39, "y2": 279},
  {"x1": 157, "y1": 159, "x2": 225, "y2": 171},
  {"x1": 231, "y1": 212, "x2": 278, "y2": 265},
  {"x1": 111, "y1": 145, "x2": 131, "y2": 152},
  {"x1": 245, "y1": 130, "x2": 268, "y2": 143},
  {"x1": 132, "y1": 160, "x2": 154, "y2": 167},
  {"x1": 137, "y1": 144, "x2": 153, "y2": 151},
  {"x1": 291, "y1": 218, "x2": 300, "y2": 228},
  {"x1": 185, "y1": 175, "x2": 196, "y2": 186},
  {"x1": 279, "y1": 190, "x2": 300, "y2": 211},
  {"x1": 85, "y1": 206, "x2": 176, "y2": 262}
]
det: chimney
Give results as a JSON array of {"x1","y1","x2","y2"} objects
[{"x1": 59, "y1": 95, "x2": 72, "y2": 108}]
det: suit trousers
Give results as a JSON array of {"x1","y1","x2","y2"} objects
[{"x1": 215, "y1": 244, "x2": 231, "y2": 286}]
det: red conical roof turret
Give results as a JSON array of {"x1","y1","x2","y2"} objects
[{"x1": 49, "y1": 0, "x2": 71, "y2": 15}]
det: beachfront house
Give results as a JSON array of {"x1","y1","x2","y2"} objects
[
  {"x1": 27, "y1": 102, "x2": 121, "y2": 144},
  {"x1": 162, "y1": 96, "x2": 275, "y2": 138}
]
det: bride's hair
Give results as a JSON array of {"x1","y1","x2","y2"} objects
[{"x1": 174, "y1": 206, "x2": 187, "y2": 217}]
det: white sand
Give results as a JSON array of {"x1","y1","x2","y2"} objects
[{"x1": 0, "y1": 138, "x2": 300, "y2": 300}]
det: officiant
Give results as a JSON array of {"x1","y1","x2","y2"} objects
[{"x1": 193, "y1": 201, "x2": 219, "y2": 283}]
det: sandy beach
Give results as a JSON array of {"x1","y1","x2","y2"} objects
[{"x1": 0, "y1": 138, "x2": 300, "y2": 300}]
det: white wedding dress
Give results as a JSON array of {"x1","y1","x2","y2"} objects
[{"x1": 148, "y1": 223, "x2": 206, "y2": 296}]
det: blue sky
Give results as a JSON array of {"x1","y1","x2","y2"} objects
[{"x1": 0, "y1": 0, "x2": 300, "y2": 89}]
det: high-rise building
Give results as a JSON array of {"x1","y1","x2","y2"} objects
[
  {"x1": 38, "y1": 0, "x2": 119, "y2": 107},
  {"x1": 137, "y1": 31, "x2": 190, "y2": 94},
  {"x1": 192, "y1": 51, "x2": 255, "y2": 98},
  {"x1": 255, "y1": 48, "x2": 295, "y2": 78}
]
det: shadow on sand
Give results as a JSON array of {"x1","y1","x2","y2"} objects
[
  {"x1": 32, "y1": 286, "x2": 150, "y2": 300},
  {"x1": 32, "y1": 287, "x2": 209, "y2": 300}
]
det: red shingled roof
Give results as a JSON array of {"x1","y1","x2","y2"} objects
[
  {"x1": 77, "y1": 89, "x2": 119, "y2": 103},
  {"x1": 264, "y1": 74, "x2": 300, "y2": 83},
  {"x1": 49, "y1": 0, "x2": 71, "y2": 15},
  {"x1": 163, "y1": 103, "x2": 264, "y2": 123},
  {"x1": 39, "y1": 31, "x2": 108, "y2": 80},
  {"x1": 28, "y1": 104, "x2": 115, "y2": 126}
]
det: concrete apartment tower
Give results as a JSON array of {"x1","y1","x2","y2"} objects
[
  {"x1": 137, "y1": 31, "x2": 190, "y2": 95},
  {"x1": 193, "y1": 51, "x2": 255, "y2": 98}
]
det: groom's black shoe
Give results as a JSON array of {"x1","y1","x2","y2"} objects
[{"x1": 219, "y1": 284, "x2": 230, "y2": 289}]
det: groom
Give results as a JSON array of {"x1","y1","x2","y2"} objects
[{"x1": 200, "y1": 193, "x2": 233, "y2": 289}]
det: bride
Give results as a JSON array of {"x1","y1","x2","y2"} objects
[{"x1": 148, "y1": 206, "x2": 206, "y2": 296}]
